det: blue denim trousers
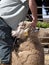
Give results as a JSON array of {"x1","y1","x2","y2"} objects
[{"x1": 0, "y1": 17, "x2": 14, "y2": 64}]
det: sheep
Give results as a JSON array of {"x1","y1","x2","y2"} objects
[{"x1": 12, "y1": 21, "x2": 44, "y2": 65}]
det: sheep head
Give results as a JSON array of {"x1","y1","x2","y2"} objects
[{"x1": 12, "y1": 21, "x2": 39, "y2": 40}]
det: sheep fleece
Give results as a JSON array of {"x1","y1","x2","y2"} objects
[{"x1": 12, "y1": 37, "x2": 44, "y2": 65}]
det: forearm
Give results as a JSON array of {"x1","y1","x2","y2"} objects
[{"x1": 28, "y1": 0, "x2": 37, "y2": 22}]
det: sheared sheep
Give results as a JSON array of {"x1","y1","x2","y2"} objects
[{"x1": 12, "y1": 21, "x2": 44, "y2": 65}]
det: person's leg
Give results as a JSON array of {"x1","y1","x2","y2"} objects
[
  {"x1": 0, "y1": 18, "x2": 14, "y2": 65},
  {"x1": 0, "y1": 40, "x2": 12, "y2": 65}
]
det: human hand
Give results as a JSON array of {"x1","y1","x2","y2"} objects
[
  {"x1": 31, "y1": 20, "x2": 37, "y2": 29},
  {"x1": 30, "y1": 15, "x2": 37, "y2": 28}
]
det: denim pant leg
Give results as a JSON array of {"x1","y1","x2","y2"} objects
[{"x1": 0, "y1": 18, "x2": 14, "y2": 64}]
